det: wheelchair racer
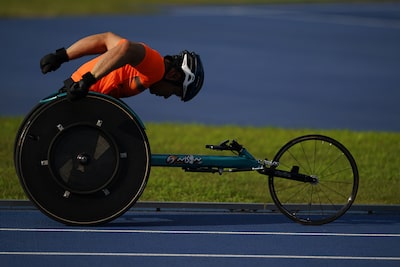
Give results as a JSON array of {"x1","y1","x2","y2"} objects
[{"x1": 40, "y1": 32, "x2": 204, "y2": 102}]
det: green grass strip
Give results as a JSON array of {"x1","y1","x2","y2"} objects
[
  {"x1": 1, "y1": 117, "x2": 399, "y2": 204},
  {"x1": 1, "y1": 0, "x2": 397, "y2": 17}
]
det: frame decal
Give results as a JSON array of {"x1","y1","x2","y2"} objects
[{"x1": 166, "y1": 155, "x2": 203, "y2": 165}]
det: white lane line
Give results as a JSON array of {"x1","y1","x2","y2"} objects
[
  {"x1": 1, "y1": 228, "x2": 400, "y2": 237},
  {"x1": 171, "y1": 6, "x2": 400, "y2": 29},
  {"x1": 258, "y1": 13, "x2": 400, "y2": 29},
  {"x1": 0, "y1": 251, "x2": 399, "y2": 261}
]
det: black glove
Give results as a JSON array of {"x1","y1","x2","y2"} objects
[
  {"x1": 40, "y1": 48, "x2": 69, "y2": 74},
  {"x1": 64, "y1": 72, "x2": 97, "y2": 101}
]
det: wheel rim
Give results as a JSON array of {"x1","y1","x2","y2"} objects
[{"x1": 269, "y1": 135, "x2": 359, "y2": 225}]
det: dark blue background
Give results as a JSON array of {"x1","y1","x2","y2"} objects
[{"x1": 1, "y1": 3, "x2": 399, "y2": 131}]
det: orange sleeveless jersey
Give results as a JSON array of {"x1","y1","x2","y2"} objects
[{"x1": 71, "y1": 40, "x2": 165, "y2": 98}]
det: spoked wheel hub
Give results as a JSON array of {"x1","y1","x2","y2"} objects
[{"x1": 309, "y1": 175, "x2": 319, "y2": 185}]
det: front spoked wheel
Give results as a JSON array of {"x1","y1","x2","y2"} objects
[{"x1": 269, "y1": 135, "x2": 359, "y2": 225}]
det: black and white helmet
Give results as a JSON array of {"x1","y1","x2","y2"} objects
[{"x1": 166, "y1": 50, "x2": 205, "y2": 102}]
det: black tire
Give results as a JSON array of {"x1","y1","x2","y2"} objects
[
  {"x1": 268, "y1": 135, "x2": 359, "y2": 225},
  {"x1": 14, "y1": 93, "x2": 151, "y2": 225}
]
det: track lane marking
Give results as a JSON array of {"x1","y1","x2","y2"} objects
[
  {"x1": 1, "y1": 228, "x2": 400, "y2": 237},
  {"x1": 0, "y1": 251, "x2": 399, "y2": 261}
]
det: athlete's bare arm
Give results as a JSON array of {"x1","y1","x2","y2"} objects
[{"x1": 66, "y1": 32, "x2": 146, "y2": 80}]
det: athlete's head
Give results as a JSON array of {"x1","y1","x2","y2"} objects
[{"x1": 164, "y1": 50, "x2": 204, "y2": 102}]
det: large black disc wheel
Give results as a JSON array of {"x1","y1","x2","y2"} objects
[
  {"x1": 14, "y1": 93, "x2": 151, "y2": 225},
  {"x1": 268, "y1": 135, "x2": 359, "y2": 225}
]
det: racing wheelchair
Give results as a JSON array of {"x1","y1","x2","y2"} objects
[{"x1": 14, "y1": 92, "x2": 359, "y2": 226}]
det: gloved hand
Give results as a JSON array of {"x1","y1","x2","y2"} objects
[
  {"x1": 64, "y1": 72, "x2": 97, "y2": 101},
  {"x1": 40, "y1": 48, "x2": 69, "y2": 74}
]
